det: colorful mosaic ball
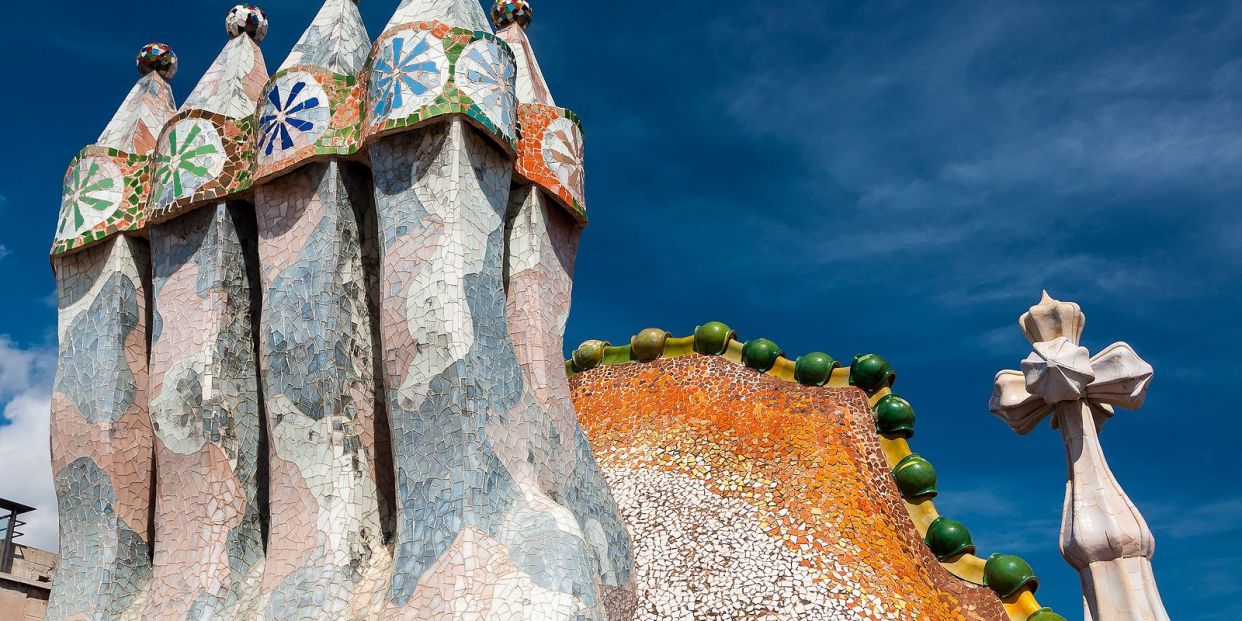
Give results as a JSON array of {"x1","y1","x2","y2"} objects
[
  {"x1": 136, "y1": 43, "x2": 177, "y2": 79},
  {"x1": 492, "y1": 0, "x2": 533, "y2": 30},
  {"x1": 226, "y1": 4, "x2": 268, "y2": 42}
]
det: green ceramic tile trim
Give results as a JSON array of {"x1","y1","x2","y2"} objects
[
  {"x1": 661, "y1": 336, "x2": 695, "y2": 358},
  {"x1": 565, "y1": 321, "x2": 1064, "y2": 621},
  {"x1": 602, "y1": 345, "x2": 632, "y2": 365}
]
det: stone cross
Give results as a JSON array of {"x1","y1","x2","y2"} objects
[{"x1": 989, "y1": 292, "x2": 1170, "y2": 621}]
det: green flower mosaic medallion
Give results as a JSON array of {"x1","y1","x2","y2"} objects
[
  {"x1": 57, "y1": 156, "x2": 123, "y2": 242},
  {"x1": 152, "y1": 118, "x2": 225, "y2": 207}
]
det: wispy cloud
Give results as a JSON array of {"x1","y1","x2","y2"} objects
[
  {"x1": 0, "y1": 337, "x2": 56, "y2": 551},
  {"x1": 972, "y1": 324, "x2": 1028, "y2": 356},
  {"x1": 934, "y1": 485, "x2": 1061, "y2": 555},
  {"x1": 1156, "y1": 550, "x2": 1242, "y2": 620},
  {"x1": 699, "y1": 0, "x2": 1242, "y2": 310},
  {"x1": 1142, "y1": 497, "x2": 1242, "y2": 541},
  {"x1": 0, "y1": 336, "x2": 55, "y2": 405},
  {"x1": 1178, "y1": 555, "x2": 1242, "y2": 597}
]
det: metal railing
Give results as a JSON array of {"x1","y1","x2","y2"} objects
[{"x1": 0, "y1": 498, "x2": 35, "y2": 574}]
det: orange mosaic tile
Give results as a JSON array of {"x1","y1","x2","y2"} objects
[
  {"x1": 515, "y1": 103, "x2": 586, "y2": 223},
  {"x1": 571, "y1": 354, "x2": 1008, "y2": 620}
]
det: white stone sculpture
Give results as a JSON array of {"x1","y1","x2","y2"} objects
[{"x1": 990, "y1": 292, "x2": 1170, "y2": 621}]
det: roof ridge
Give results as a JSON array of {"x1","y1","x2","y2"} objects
[{"x1": 567, "y1": 321, "x2": 1067, "y2": 621}]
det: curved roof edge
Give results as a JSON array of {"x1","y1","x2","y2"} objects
[{"x1": 567, "y1": 322, "x2": 1068, "y2": 621}]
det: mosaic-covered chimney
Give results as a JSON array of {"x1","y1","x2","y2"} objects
[
  {"x1": 48, "y1": 2, "x2": 635, "y2": 620},
  {"x1": 250, "y1": 0, "x2": 392, "y2": 616},
  {"x1": 494, "y1": 0, "x2": 635, "y2": 612},
  {"x1": 143, "y1": 5, "x2": 270, "y2": 617},
  {"x1": 47, "y1": 41, "x2": 176, "y2": 621},
  {"x1": 363, "y1": 0, "x2": 632, "y2": 615}
]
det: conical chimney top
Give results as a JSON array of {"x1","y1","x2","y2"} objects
[
  {"x1": 492, "y1": 1, "x2": 554, "y2": 105},
  {"x1": 181, "y1": 5, "x2": 270, "y2": 118},
  {"x1": 279, "y1": 0, "x2": 371, "y2": 75},
  {"x1": 384, "y1": 0, "x2": 492, "y2": 34},
  {"x1": 97, "y1": 44, "x2": 179, "y2": 153}
]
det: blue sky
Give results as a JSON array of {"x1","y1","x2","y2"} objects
[{"x1": 1, "y1": 1, "x2": 1239, "y2": 618}]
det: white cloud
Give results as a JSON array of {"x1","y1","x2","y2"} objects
[
  {"x1": 717, "y1": 1, "x2": 1242, "y2": 201},
  {"x1": 0, "y1": 338, "x2": 57, "y2": 552},
  {"x1": 0, "y1": 337, "x2": 54, "y2": 405},
  {"x1": 972, "y1": 324, "x2": 1028, "y2": 356}
]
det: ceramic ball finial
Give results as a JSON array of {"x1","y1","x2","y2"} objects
[
  {"x1": 491, "y1": 0, "x2": 533, "y2": 30},
  {"x1": 136, "y1": 43, "x2": 178, "y2": 80},
  {"x1": 226, "y1": 4, "x2": 269, "y2": 42}
]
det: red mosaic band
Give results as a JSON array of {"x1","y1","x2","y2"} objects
[{"x1": 515, "y1": 103, "x2": 587, "y2": 224}]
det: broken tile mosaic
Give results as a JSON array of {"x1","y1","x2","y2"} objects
[
  {"x1": 571, "y1": 355, "x2": 1010, "y2": 621},
  {"x1": 45, "y1": 2, "x2": 1053, "y2": 620}
]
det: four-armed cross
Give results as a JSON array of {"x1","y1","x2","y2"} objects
[{"x1": 990, "y1": 292, "x2": 1170, "y2": 621}]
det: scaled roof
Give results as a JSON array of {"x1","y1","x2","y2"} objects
[{"x1": 567, "y1": 324, "x2": 1063, "y2": 621}]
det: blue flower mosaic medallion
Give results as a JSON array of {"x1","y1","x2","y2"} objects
[
  {"x1": 258, "y1": 72, "x2": 331, "y2": 165},
  {"x1": 369, "y1": 31, "x2": 448, "y2": 124},
  {"x1": 455, "y1": 39, "x2": 517, "y2": 139}
]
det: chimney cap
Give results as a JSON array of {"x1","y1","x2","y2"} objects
[
  {"x1": 492, "y1": 0, "x2": 533, "y2": 31},
  {"x1": 227, "y1": 4, "x2": 269, "y2": 42},
  {"x1": 136, "y1": 43, "x2": 178, "y2": 79}
]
